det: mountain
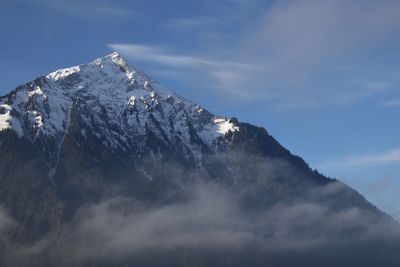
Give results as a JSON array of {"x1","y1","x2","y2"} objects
[{"x1": 0, "y1": 52, "x2": 399, "y2": 267}]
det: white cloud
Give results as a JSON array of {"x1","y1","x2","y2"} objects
[
  {"x1": 158, "y1": 1, "x2": 400, "y2": 108},
  {"x1": 103, "y1": 1, "x2": 400, "y2": 109},
  {"x1": 108, "y1": 43, "x2": 251, "y2": 69},
  {"x1": 320, "y1": 148, "x2": 400, "y2": 168},
  {"x1": 229, "y1": 0, "x2": 400, "y2": 106},
  {"x1": 108, "y1": 43, "x2": 256, "y2": 99}
]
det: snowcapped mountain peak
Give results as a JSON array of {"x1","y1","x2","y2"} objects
[
  {"x1": 44, "y1": 52, "x2": 153, "y2": 94},
  {"x1": 46, "y1": 51, "x2": 152, "y2": 93},
  {"x1": 0, "y1": 53, "x2": 240, "y2": 170}
]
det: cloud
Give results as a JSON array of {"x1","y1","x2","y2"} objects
[
  {"x1": 165, "y1": 17, "x2": 220, "y2": 31},
  {"x1": 4, "y1": 153, "x2": 400, "y2": 266},
  {"x1": 118, "y1": 0, "x2": 400, "y2": 109},
  {"x1": 319, "y1": 148, "x2": 400, "y2": 168},
  {"x1": 381, "y1": 98, "x2": 400, "y2": 107},
  {"x1": 108, "y1": 43, "x2": 256, "y2": 99},
  {"x1": 0, "y1": 206, "x2": 14, "y2": 234},
  {"x1": 62, "y1": 184, "x2": 253, "y2": 260},
  {"x1": 243, "y1": 0, "x2": 400, "y2": 67},
  {"x1": 30, "y1": 0, "x2": 132, "y2": 17},
  {"x1": 16, "y1": 180, "x2": 400, "y2": 266},
  {"x1": 91, "y1": 6, "x2": 132, "y2": 16},
  {"x1": 0, "y1": 205, "x2": 15, "y2": 262},
  {"x1": 108, "y1": 43, "x2": 251, "y2": 69},
  {"x1": 231, "y1": 0, "x2": 400, "y2": 106},
  {"x1": 367, "y1": 174, "x2": 400, "y2": 196},
  {"x1": 364, "y1": 173, "x2": 400, "y2": 223}
]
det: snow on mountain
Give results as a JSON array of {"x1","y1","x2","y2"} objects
[{"x1": 0, "y1": 52, "x2": 239, "y2": 171}]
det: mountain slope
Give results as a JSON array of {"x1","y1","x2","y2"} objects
[{"x1": 0, "y1": 53, "x2": 399, "y2": 267}]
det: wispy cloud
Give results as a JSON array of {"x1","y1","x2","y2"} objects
[
  {"x1": 108, "y1": 43, "x2": 257, "y2": 99},
  {"x1": 232, "y1": 0, "x2": 400, "y2": 106},
  {"x1": 108, "y1": 43, "x2": 250, "y2": 69},
  {"x1": 30, "y1": 0, "x2": 132, "y2": 17},
  {"x1": 98, "y1": 0, "x2": 400, "y2": 110},
  {"x1": 319, "y1": 149, "x2": 400, "y2": 168},
  {"x1": 367, "y1": 175, "x2": 399, "y2": 194},
  {"x1": 150, "y1": 0, "x2": 400, "y2": 109},
  {"x1": 242, "y1": 0, "x2": 400, "y2": 71},
  {"x1": 165, "y1": 17, "x2": 220, "y2": 31},
  {"x1": 91, "y1": 5, "x2": 132, "y2": 16},
  {"x1": 381, "y1": 98, "x2": 400, "y2": 107}
]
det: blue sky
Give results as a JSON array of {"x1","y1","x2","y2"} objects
[{"x1": 1, "y1": 0, "x2": 400, "y2": 219}]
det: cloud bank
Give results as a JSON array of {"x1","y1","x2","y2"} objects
[
  {"x1": 0, "y1": 150, "x2": 398, "y2": 266},
  {"x1": 3, "y1": 152, "x2": 399, "y2": 266}
]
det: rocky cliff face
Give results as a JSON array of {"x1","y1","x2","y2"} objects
[{"x1": 0, "y1": 53, "x2": 399, "y2": 267}]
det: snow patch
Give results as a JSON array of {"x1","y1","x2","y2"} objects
[
  {"x1": 0, "y1": 104, "x2": 23, "y2": 137},
  {"x1": 214, "y1": 118, "x2": 239, "y2": 135},
  {"x1": 198, "y1": 117, "x2": 239, "y2": 147},
  {"x1": 46, "y1": 66, "x2": 80, "y2": 81}
]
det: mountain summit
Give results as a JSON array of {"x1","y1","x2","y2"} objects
[
  {"x1": 0, "y1": 53, "x2": 399, "y2": 267},
  {"x1": 0, "y1": 52, "x2": 238, "y2": 175}
]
